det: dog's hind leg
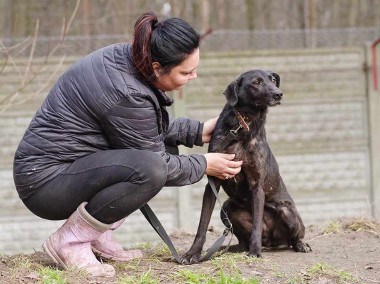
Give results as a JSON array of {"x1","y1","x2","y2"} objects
[
  {"x1": 291, "y1": 239, "x2": 312, "y2": 252},
  {"x1": 277, "y1": 203, "x2": 312, "y2": 253}
]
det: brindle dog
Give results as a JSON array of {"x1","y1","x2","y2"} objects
[{"x1": 181, "y1": 70, "x2": 311, "y2": 264}]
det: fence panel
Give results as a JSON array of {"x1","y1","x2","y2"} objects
[{"x1": 0, "y1": 47, "x2": 373, "y2": 254}]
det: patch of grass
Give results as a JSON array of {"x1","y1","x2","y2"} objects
[
  {"x1": 171, "y1": 268, "x2": 260, "y2": 284},
  {"x1": 322, "y1": 218, "x2": 380, "y2": 236},
  {"x1": 212, "y1": 253, "x2": 246, "y2": 272},
  {"x1": 112, "y1": 256, "x2": 142, "y2": 271},
  {"x1": 146, "y1": 242, "x2": 173, "y2": 259},
  {"x1": 307, "y1": 262, "x2": 333, "y2": 275},
  {"x1": 39, "y1": 266, "x2": 67, "y2": 284},
  {"x1": 136, "y1": 242, "x2": 154, "y2": 250},
  {"x1": 212, "y1": 252, "x2": 257, "y2": 265},
  {"x1": 272, "y1": 270, "x2": 306, "y2": 284},
  {"x1": 171, "y1": 268, "x2": 211, "y2": 283},
  {"x1": 10, "y1": 254, "x2": 33, "y2": 269},
  {"x1": 304, "y1": 262, "x2": 360, "y2": 284},
  {"x1": 218, "y1": 269, "x2": 260, "y2": 284},
  {"x1": 322, "y1": 220, "x2": 343, "y2": 235},
  {"x1": 343, "y1": 218, "x2": 380, "y2": 235},
  {"x1": 285, "y1": 276, "x2": 306, "y2": 284},
  {"x1": 8, "y1": 254, "x2": 36, "y2": 280},
  {"x1": 166, "y1": 253, "x2": 262, "y2": 284},
  {"x1": 118, "y1": 267, "x2": 159, "y2": 284},
  {"x1": 337, "y1": 270, "x2": 359, "y2": 284}
]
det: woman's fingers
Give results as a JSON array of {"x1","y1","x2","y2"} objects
[
  {"x1": 204, "y1": 152, "x2": 243, "y2": 179},
  {"x1": 224, "y1": 156, "x2": 243, "y2": 177}
]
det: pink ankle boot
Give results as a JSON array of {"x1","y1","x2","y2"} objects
[
  {"x1": 42, "y1": 202, "x2": 115, "y2": 277},
  {"x1": 92, "y1": 217, "x2": 143, "y2": 262}
]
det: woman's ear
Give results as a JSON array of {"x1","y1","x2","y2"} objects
[{"x1": 152, "y1": 62, "x2": 161, "y2": 78}]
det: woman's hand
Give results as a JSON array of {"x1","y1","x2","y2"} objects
[
  {"x1": 202, "y1": 117, "x2": 218, "y2": 143},
  {"x1": 204, "y1": 153, "x2": 243, "y2": 180}
]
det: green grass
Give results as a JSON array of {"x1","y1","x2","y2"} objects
[
  {"x1": 118, "y1": 268, "x2": 160, "y2": 284},
  {"x1": 305, "y1": 263, "x2": 361, "y2": 284},
  {"x1": 38, "y1": 266, "x2": 67, "y2": 284},
  {"x1": 171, "y1": 268, "x2": 260, "y2": 284}
]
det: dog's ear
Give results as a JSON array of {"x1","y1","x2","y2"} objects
[
  {"x1": 271, "y1": 72, "x2": 280, "y2": 88},
  {"x1": 223, "y1": 77, "x2": 242, "y2": 106}
]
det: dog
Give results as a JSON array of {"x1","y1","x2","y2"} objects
[{"x1": 181, "y1": 70, "x2": 311, "y2": 264}]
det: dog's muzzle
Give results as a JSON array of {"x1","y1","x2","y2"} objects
[{"x1": 270, "y1": 92, "x2": 283, "y2": 106}]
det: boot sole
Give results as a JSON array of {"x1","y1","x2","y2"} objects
[{"x1": 42, "y1": 238, "x2": 69, "y2": 270}]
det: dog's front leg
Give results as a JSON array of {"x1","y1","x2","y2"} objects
[
  {"x1": 249, "y1": 184, "x2": 265, "y2": 257},
  {"x1": 181, "y1": 180, "x2": 220, "y2": 264}
]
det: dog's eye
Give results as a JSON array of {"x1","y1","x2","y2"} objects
[
  {"x1": 271, "y1": 77, "x2": 277, "y2": 84},
  {"x1": 253, "y1": 80, "x2": 261, "y2": 85}
]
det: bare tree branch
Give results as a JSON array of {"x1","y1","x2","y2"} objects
[{"x1": 0, "y1": 0, "x2": 80, "y2": 113}]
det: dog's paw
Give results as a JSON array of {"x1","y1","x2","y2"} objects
[
  {"x1": 248, "y1": 245, "x2": 262, "y2": 258},
  {"x1": 293, "y1": 241, "x2": 312, "y2": 253},
  {"x1": 180, "y1": 252, "x2": 202, "y2": 265},
  {"x1": 248, "y1": 239, "x2": 263, "y2": 258},
  {"x1": 247, "y1": 251, "x2": 262, "y2": 258}
]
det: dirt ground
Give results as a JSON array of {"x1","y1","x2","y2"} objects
[{"x1": 0, "y1": 218, "x2": 379, "y2": 284}]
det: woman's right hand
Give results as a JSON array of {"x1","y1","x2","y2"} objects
[{"x1": 204, "y1": 153, "x2": 243, "y2": 180}]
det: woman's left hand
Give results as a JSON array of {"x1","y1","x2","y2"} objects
[{"x1": 202, "y1": 117, "x2": 218, "y2": 143}]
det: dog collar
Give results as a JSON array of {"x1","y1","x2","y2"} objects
[
  {"x1": 233, "y1": 109, "x2": 256, "y2": 132},
  {"x1": 213, "y1": 109, "x2": 256, "y2": 152}
]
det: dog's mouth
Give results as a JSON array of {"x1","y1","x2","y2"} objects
[
  {"x1": 268, "y1": 92, "x2": 283, "y2": 107},
  {"x1": 269, "y1": 98, "x2": 282, "y2": 107}
]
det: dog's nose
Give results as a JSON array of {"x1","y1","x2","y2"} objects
[{"x1": 274, "y1": 93, "x2": 283, "y2": 100}]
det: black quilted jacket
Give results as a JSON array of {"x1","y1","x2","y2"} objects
[{"x1": 13, "y1": 43, "x2": 206, "y2": 200}]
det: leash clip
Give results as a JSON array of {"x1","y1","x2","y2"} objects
[{"x1": 230, "y1": 125, "x2": 242, "y2": 137}]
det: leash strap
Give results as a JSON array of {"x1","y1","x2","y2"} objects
[
  {"x1": 140, "y1": 176, "x2": 233, "y2": 263},
  {"x1": 140, "y1": 204, "x2": 182, "y2": 263}
]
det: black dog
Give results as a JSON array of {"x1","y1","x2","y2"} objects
[{"x1": 181, "y1": 70, "x2": 311, "y2": 264}]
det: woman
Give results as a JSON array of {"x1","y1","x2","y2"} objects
[{"x1": 13, "y1": 12, "x2": 242, "y2": 277}]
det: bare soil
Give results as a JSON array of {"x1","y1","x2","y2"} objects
[{"x1": 1, "y1": 218, "x2": 379, "y2": 284}]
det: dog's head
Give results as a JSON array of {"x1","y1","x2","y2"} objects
[{"x1": 223, "y1": 70, "x2": 282, "y2": 109}]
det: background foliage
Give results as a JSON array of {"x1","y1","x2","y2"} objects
[{"x1": 1, "y1": 0, "x2": 380, "y2": 38}]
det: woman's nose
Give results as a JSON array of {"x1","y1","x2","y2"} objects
[{"x1": 189, "y1": 70, "x2": 197, "y2": 80}]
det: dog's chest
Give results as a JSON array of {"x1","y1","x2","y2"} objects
[
  {"x1": 227, "y1": 137, "x2": 266, "y2": 166},
  {"x1": 224, "y1": 136, "x2": 271, "y2": 198}
]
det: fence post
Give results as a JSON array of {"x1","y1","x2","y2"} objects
[
  {"x1": 365, "y1": 41, "x2": 380, "y2": 219},
  {"x1": 171, "y1": 90, "x2": 193, "y2": 230}
]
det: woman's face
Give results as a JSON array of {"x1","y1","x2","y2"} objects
[{"x1": 152, "y1": 48, "x2": 199, "y2": 92}]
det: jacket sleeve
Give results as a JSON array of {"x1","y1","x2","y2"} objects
[
  {"x1": 100, "y1": 94, "x2": 207, "y2": 186},
  {"x1": 164, "y1": 117, "x2": 204, "y2": 148}
]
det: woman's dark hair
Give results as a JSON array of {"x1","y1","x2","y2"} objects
[{"x1": 132, "y1": 12, "x2": 200, "y2": 82}]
